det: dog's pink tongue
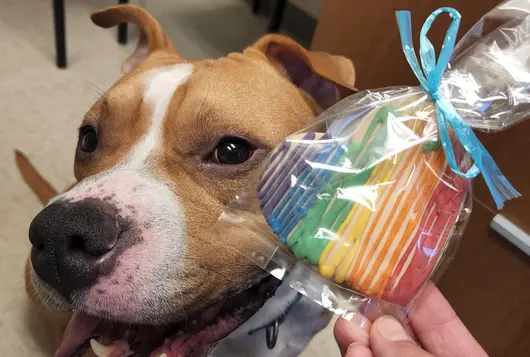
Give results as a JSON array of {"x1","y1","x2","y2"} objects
[
  {"x1": 55, "y1": 312, "x2": 100, "y2": 357},
  {"x1": 149, "y1": 315, "x2": 242, "y2": 357}
]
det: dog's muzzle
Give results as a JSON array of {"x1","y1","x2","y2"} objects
[{"x1": 29, "y1": 199, "x2": 121, "y2": 297}]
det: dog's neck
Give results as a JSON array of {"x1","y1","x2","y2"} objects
[{"x1": 211, "y1": 280, "x2": 331, "y2": 357}]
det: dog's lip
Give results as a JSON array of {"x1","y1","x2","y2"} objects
[{"x1": 56, "y1": 275, "x2": 280, "y2": 357}]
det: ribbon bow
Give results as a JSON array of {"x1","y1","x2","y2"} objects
[{"x1": 396, "y1": 8, "x2": 520, "y2": 209}]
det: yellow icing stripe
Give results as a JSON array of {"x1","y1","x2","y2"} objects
[
  {"x1": 319, "y1": 167, "x2": 381, "y2": 282},
  {"x1": 332, "y1": 159, "x2": 397, "y2": 282},
  {"x1": 340, "y1": 154, "x2": 409, "y2": 285},
  {"x1": 349, "y1": 147, "x2": 422, "y2": 290},
  {"x1": 317, "y1": 111, "x2": 382, "y2": 279},
  {"x1": 318, "y1": 161, "x2": 385, "y2": 279},
  {"x1": 319, "y1": 154, "x2": 401, "y2": 281},
  {"x1": 320, "y1": 108, "x2": 411, "y2": 280},
  {"x1": 318, "y1": 162, "x2": 383, "y2": 270}
]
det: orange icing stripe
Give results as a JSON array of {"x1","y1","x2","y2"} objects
[
  {"x1": 320, "y1": 160, "x2": 394, "y2": 281},
  {"x1": 341, "y1": 157, "x2": 404, "y2": 286},
  {"x1": 356, "y1": 147, "x2": 425, "y2": 294},
  {"x1": 371, "y1": 148, "x2": 446, "y2": 296},
  {"x1": 332, "y1": 158, "x2": 397, "y2": 282},
  {"x1": 347, "y1": 148, "x2": 420, "y2": 289}
]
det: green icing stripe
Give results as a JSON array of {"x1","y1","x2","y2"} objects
[
  {"x1": 423, "y1": 139, "x2": 441, "y2": 153},
  {"x1": 287, "y1": 107, "x2": 402, "y2": 265}
]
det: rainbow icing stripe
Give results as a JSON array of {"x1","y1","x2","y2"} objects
[{"x1": 258, "y1": 107, "x2": 471, "y2": 305}]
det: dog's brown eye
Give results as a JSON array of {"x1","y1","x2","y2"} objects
[
  {"x1": 213, "y1": 138, "x2": 252, "y2": 165},
  {"x1": 79, "y1": 127, "x2": 98, "y2": 153}
]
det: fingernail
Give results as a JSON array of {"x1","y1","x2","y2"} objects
[
  {"x1": 376, "y1": 316, "x2": 413, "y2": 342},
  {"x1": 342, "y1": 313, "x2": 370, "y2": 343},
  {"x1": 349, "y1": 312, "x2": 370, "y2": 330}
]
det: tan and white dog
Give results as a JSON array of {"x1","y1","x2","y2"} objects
[{"x1": 18, "y1": 5, "x2": 356, "y2": 357}]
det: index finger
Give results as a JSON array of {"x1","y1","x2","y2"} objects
[{"x1": 410, "y1": 282, "x2": 488, "y2": 357}]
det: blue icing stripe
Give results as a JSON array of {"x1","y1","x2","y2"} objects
[
  {"x1": 273, "y1": 140, "x2": 345, "y2": 243},
  {"x1": 271, "y1": 147, "x2": 325, "y2": 226}
]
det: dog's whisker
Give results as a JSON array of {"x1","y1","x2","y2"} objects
[
  {"x1": 196, "y1": 265, "x2": 231, "y2": 284},
  {"x1": 175, "y1": 269, "x2": 185, "y2": 325},
  {"x1": 196, "y1": 80, "x2": 211, "y2": 120},
  {"x1": 200, "y1": 87, "x2": 223, "y2": 122},
  {"x1": 84, "y1": 82, "x2": 106, "y2": 98}
]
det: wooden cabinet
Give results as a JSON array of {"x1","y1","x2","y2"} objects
[
  {"x1": 312, "y1": 0, "x2": 502, "y2": 89},
  {"x1": 312, "y1": 1, "x2": 530, "y2": 355}
]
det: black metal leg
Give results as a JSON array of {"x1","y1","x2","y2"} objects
[
  {"x1": 267, "y1": 0, "x2": 286, "y2": 33},
  {"x1": 52, "y1": 0, "x2": 66, "y2": 68},
  {"x1": 252, "y1": 0, "x2": 261, "y2": 14},
  {"x1": 118, "y1": 0, "x2": 129, "y2": 45}
]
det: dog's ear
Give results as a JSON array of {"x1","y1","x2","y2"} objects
[
  {"x1": 250, "y1": 34, "x2": 357, "y2": 109},
  {"x1": 91, "y1": 5, "x2": 177, "y2": 74}
]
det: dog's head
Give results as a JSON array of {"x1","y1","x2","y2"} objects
[{"x1": 27, "y1": 5, "x2": 355, "y2": 357}]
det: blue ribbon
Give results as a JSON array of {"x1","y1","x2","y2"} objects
[{"x1": 396, "y1": 7, "x2": 520, "y2": 209}]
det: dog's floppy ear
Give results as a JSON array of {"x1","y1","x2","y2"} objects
[
  {"x1": 91, "y1": 5, "x2": 177, "y2": 74},
  {"x1": 250, "y1": 34, "x2": 357, "y2": 108}
]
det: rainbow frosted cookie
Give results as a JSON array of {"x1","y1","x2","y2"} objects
[{"x1": 258, "y1": 107, "x2": 471, "y2": 305}]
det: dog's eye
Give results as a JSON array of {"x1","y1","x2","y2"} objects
[
  {"x1": 213, "y1": 138, "x2": 252, "y2": 165},
  {"x1": 79, "y1": 127, "x2": 98, "y2": 153}
]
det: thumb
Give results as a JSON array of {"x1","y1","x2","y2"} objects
[{"x1": 370, "y1": 316, "x2": 433, "y2": 357}]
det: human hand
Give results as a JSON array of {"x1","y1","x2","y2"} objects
[{"x1": 334, "y1": 283, "x2": 488, "y2": 357}]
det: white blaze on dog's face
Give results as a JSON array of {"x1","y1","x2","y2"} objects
[{"x1": 27, "y1": 5, "x2": 355, "y2": 357}]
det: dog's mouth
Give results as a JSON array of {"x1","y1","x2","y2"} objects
[{"x1": 55, "y1": 276, "x2": 279, "y2": 357}]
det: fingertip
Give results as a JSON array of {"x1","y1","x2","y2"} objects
[
  {"x1": 372, "y1": 316, "x2": 414, "y2": 343},
  {"x1": 345, "y1": 342, "x2": 373, "y2": 357},
  {"x1": 334, "y1": 313, "x2": 372, "y2": 355},
  {"x1": 370, "y1": 316, "x2": 432, "y2": 357}
]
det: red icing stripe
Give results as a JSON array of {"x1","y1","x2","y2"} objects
[
  {"x1": 382, "y1": 139, "x2": 471, "y2": 306},
  {"x1": 382, "y1": 164, "x2": 469, "y2": 306}
]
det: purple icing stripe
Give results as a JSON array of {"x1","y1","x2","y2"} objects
[
  {"x1": 274, "y1": 139, "x2": 341, "y2": 235},
  {"x1": 266, "y1": 135, "x2": 334, "y2": 222},
  {"x1": 258, "y1": 132, "x2": 316, "y2": 201},
  {"x1": 257, "y1": 140, "x2": 288, "y2": 191},
  {"x1": 275, "y1": 139, "x2": 339, "y2": 227},
  {"x1": 260, "y1": 143, "x2": 322, "y2": 217},
  {"x1": 259, "y1": 133, "x2": 322, "y2": 216}
]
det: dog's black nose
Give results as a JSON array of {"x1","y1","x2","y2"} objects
[{"x1": 29, "y1": 199, "x2": 120, "y2": 297}]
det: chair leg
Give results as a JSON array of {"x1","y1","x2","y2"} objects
[
  {"x1": 267, "y1": 0, "x2": 286, "y2": 33},
  {"x1": 118, "y1": 0, "x2": 129, "y2": 45},
  {"x1": 52, "y1": 0, "x2": 67, "y2": 68},
  {"x1": 252, "y1": 0, "x2": 261, "y2": 14}
]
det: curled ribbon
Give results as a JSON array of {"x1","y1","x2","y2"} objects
[{"x1": 396, "y1": 7, "x2": 521, "y2": 209}]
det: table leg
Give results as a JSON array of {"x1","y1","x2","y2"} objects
[
  {"x1": 267, "y1": 0, "x2": 287, "y2": 33},
  {"x1": 252, "y1": 0, "x2": 261, "y2": 14},
  {"x1": 52, "y1": 0, "x2": 67, "y2": 68},
  {"x1": 118, "y1": 0, "x2": 129, "y2": 45}
]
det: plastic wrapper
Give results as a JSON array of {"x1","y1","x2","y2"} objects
[{"x1": 213, "y1": 1, "x2": 530, "y2": 321}]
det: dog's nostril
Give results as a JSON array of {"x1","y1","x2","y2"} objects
[{"x1": 69, "y1": 235, "x2": 85, "y2": 252}]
